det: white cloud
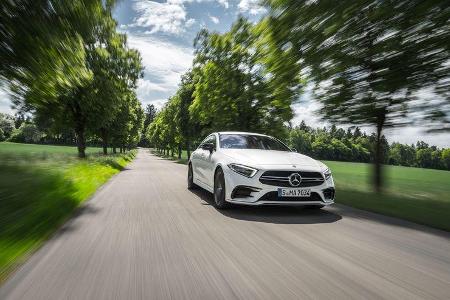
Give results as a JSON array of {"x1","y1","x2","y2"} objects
[
  {"x1": 127, "y1": 33, "x2": 193, "y2": 104},
  {"x1": 133, "y1": 0, "x2": 187, "y2": 34},
  {"x1": 217, "y1": 0, "x2": 229, "y2": 9},
  {"x1": 150, "y1": 99, "x2": 168, "y2": 109},
  {"x1": 0, "y1": 87, "x2": 14, "y2": 114},
  {"x1": 131, "y1": 0, "x2": 228, "y2": 34},
  {"x1": 238, "y1": 0, "x2": 266, "y2": 15},
  {"x1": 209, "y1": 15, "x2": 219, "y2": 24},
  {"x1": 185, "y1": 18, "x2": 196, "y2": 27},
  {"x1": 292, "y1": 84, "x2": 327, "y2": 128},
  {"x1": 137, "y1": 79, "x2": 169, "y2": 94}
]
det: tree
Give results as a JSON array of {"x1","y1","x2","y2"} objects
[
  {"x1": 174, "y1": 71, "x2": 198, "y2": 159},
  {"x1": 442, "y1": 149, "x2": 450, "y2": 170},
  {"x1": 110, "y1": 92, "x2": 144, "y2": 152},
  {"x1": 9, "y1": 123, "x2": 42, "y2": 143},
  {"x1": 93, "y1": 36, "x2": 143, "y2": 155},
  {"x1": 289, "y1": 128, "x2": 312, "y2": 155},
  {"x1": 416, "y1": 148, "x2": 433, "y2": 168},
  {"x1": 0, "y1": 113, "x2": 15, "y2": 139},
  {"x1": 144, "y1": 104, "x2": 157, "y2": 132},
  {"x1": 73, "y1": 8, "x2": 142, "y2": 156},
  {"x1": 139, "y1": 104, "x2": 157, "y2": 147},
  {"x1": 1, "y1": 1, "x2": 144, "y2": 157},
  {"x1": 389, "y1": 143, "x2": 416, "y2": 166},
  {"x1": 264, "y1": 0, "x2": 450, "y2": 191},
  {"x1": 0, "y1": 1, "x2": 99, "y2": 108},
  {"x1": 190, "y1": 18, "x2": 300, "y2": 138}
]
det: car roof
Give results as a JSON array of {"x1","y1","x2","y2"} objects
[{"x1": 215, "y1": 131, "x2": 270, "y2": 137}]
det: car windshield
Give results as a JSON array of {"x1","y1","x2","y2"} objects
[{"x1": 219, "y1": 134, "x2": 291, "y2": 151}]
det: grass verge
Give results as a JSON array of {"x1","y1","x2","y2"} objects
[
  {"x1": 151, "y1": 149, "x2": 450, "y2": 231},
  {"x1": 0, "y1": 143, "x2": 136, "y2": 282}
]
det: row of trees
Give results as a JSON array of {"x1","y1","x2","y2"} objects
[
  {"x1": 1, "y1": 112, "x2": 145, "y2": 152},
  {"x1": 146, "y1": 18, "x2": 300, "y2": 158},
  {"x1": 146, "y1": 0, "x2": 449, "y2": 191},
  {"x1": 290, "y1": 122, "x2": 450, "y2": 171},
  {"x1": 0, "y1": 0, "x2": 144, "y2": 156}
]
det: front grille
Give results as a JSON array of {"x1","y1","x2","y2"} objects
[
  {"x1": 258, "y1": 191, "x2": 323, "y2": 202},
  {"x1": 259, "y1": 170, "x2": 324, "y2": 187}
]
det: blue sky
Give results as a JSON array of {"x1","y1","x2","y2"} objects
[{"x1": 0, "y1": 0, "x2": 449, "y2": 146}]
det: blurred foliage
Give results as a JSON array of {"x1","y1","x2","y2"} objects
[
  {"x1": 263, "y1": 0, "x2": 450, "y2": 190},
  {"x1": 0, "y1": 0, "x2": 143, "y2": 157},
  {"x1": 0, "y1": 0, "x2": 97, "y2": 103}
]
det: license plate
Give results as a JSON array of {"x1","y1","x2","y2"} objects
[{"x1": 278, "y1": 188, "x2": 311, "y2": 197}]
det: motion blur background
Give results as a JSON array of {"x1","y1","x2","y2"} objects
[{"x1": 0, "y1": 0, "x2": 449, "y2": 284}]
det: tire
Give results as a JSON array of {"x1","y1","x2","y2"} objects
[
  {"x1": 213, "y1": 168, "x2": 229, "y2": 209},
  {"x1": 187, "y1": 163, "x2": 197, "y2": 190}
]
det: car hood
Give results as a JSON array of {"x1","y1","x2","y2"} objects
[{"x1": 221, "y1": 149, "x2": 322, "y2": 169}]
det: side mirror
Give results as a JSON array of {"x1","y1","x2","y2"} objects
[{"x1": 201, "y1": 142, "x2": 214, "y2": 152}]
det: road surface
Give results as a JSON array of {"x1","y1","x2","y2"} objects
[{"x1": 1, "y1": 149, "x2": 450, "y2": 299}]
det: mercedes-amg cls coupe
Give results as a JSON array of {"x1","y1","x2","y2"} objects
[{"x1": 188, "y1": 132, "x2": 335, "y2": 209}]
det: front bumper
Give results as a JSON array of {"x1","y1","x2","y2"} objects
[{"x1": 224, "y1": 167, "x2": 335, "y2": 206}]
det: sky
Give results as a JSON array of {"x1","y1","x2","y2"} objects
[{"x1": 0, "y1": 0, "x2": 449, "y2": 147}]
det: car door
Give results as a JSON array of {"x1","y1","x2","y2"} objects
[
  {"x1": 195, "y1": 135, "x2": 214, "y2": 185},
  {"x1": 190, "y1": 146, "x2": 202, "y2": 184},
  {"x1": 202, "y1": 134, "x2": 218, "y2": 188}
]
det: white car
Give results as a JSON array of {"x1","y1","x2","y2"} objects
[{"x1": 188, "y1": 132, "x2": 335, "y2": 209}]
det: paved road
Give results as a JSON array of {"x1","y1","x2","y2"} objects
[{"x1": 1, "y1": 149, "x2": 450, "y2": 300}]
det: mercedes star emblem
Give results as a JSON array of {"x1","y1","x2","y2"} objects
[{"x1": 289, "y1": 173, "x2": 302, "y2": 187}]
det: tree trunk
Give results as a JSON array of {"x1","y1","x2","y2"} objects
[
  {"x1": 171, "y1": 148, "x2": 174, "y2": 157},
  {"x1": 113, "y1": 146, "x2": 117, "y2": 154},
  {"x1": 71, "y1": 100, "x2": 86, "y2": 158},
  {"x1": 101, "y1": 128, "x2": 108, "y2": 155},
  {"x1": 373, "y1": 114, "x2": 386, "y2": 193},
  {"x1": 178, "y1": 144, "x2": 182, "y2": 159},
  {"x1": 75, "y1": 123, "x2": 86, "y2": 158}
]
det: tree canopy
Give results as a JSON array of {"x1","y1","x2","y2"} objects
[
  {"x1": 0, "y1": 0, "x2": 144, "y2": 157},
  {"x1": 263, "y1": 0, "x2": 450, "y2": 190}
]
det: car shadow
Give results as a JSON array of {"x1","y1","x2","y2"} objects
[{"x1": 190, "y1": 188, "x2": 342, "y2": 225}]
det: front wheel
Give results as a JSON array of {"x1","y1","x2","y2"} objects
[
  {"x1": 187, "y1": 163, "x2": 197, "y2": 190},
  {"x1": 213, "y1": 168, "x2": 229, "y2": 209}
]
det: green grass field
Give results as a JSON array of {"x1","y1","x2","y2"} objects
[
  {"x1": 0, "y1": 142, "x2": 136, "y2": 281},
  {"x1": 152, "y1": 149, "x2": 450, "y2": 231},
  {"x1": 0, "y1": 142, "x2": 104, "y2": 155},
  {"x1": 324, "y1": 161, "x2": 450, "y2": 231}
]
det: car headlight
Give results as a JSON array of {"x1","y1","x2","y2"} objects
[
  {"x1": 228, "y1": 164, "x2": 258, "y2": 178},
  {"x1": 323, "y1": 168, "x2": 332, "y2": 180}
]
